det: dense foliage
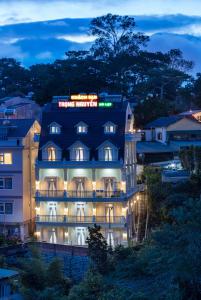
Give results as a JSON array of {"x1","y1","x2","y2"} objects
[
  {"x1": 69, "y1": 173, "x2": 201, "y2": 300},
  {"x1": 0, "y1": 14, "x2": 200, "y2": 125}
]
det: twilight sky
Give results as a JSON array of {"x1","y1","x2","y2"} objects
[{"x1": 0, "y1": 0, "x2": 201, "y2": 25}]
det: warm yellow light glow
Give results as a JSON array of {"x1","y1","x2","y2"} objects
[
  {"x1": 123, "y1": 232, "x2": 127, "y2": 240},
  {"x1": 136, "y1": 195, "x2": 140, "y2": 201},
  {"x1": 92, "y1": 181, "x2": 96, "y2": 190},
  {"x1": 122, "y1": 207, "x2": 128, "y2": 216},
  {"x1": 64, "y1": 231, "x2": 69, "y2": 238},
  {"x1": 36, "y1": 181, "x2": 40, "y2": 190},
  {"x1": 121, "y1": 181, "x2": 126, "y2": 192},
  {"x1": 70, "y1": 94, "x2": 98, "y2": 101},
  {"x1": 0, "y1": 153, "x2": 12, "y2": 164},
  {"x1": 35, "y1": 231, "x2": 41, "y2": 237},
  {"x1": 92, "y1": 208, "x2": 96, "y2": 216},
  {"x1": 64, "y1": 207, "x2": 68, "y2": 215},
  {"x1": 64, "y1": 181, "x2": 68, "y2": 190},
  {"x1": 35, "y1": 206, "x2": 40, "y2": 211}
]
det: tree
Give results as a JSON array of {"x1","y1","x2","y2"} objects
[
  {"x1": 20, "y1": 247, "x2": 71, "y2": 299},
  {"x1": 86, "y1": 224, "x2": 108, "y2": 274},
  {"x1": 90, "y1": 14, "x2": 149, "y2": 59},
  {"x1": 68, "y1": 269, "x2": 104, "y2": 300}
]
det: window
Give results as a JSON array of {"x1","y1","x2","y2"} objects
[
  {"x1": 77, "y1": 126, "x2": 87, "y2": 134},
  {"x1": 104, "y1": 147, "x2": 113, "y2": 161},
  {"x1": 0, "y1": 178, "x2": 12, "y2": 189},
  {"x1": 49, "y1": 123, "x2": 61, "y2": 134},
  {"x1": 76, "y1": 122, "x2": 88, "y2": 134},
  {"x1": 157, "y1": 132, "x2": 162, "y2": 140},
  {"x1": 75, "y1": 147, "x2": 84, "y2": 161},
  {"x1": 48, "y1": 147, "x2": 56, "y2": 161},
  {"x1": 0, "y1": 203, "x2": 13, "y2": 214},
  {"x1": 0, "y1": 153, "x2": 12, "y2": 164},
  {"x1": 104, "y1": 122, "x2": 116, "y2": 134}
]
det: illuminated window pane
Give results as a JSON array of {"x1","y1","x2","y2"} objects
[
  {"x1": 77, "y1": 126, "x2": 87, "y2": 134},
  {"x1": 104, "y1": 147, "x2": 113, "y2": 161},
  {"x1": 105, "y1": 125, "x2": 115, "y2": 134},
  {"x1": 0, "y1": 153, "x2": 12, "y2": 164},
  {"x1": 48, "y1": 147, "x2": 56, "y2": 161},
  {"x1": 75, "y1": 148, "x2": 84, "y2": 161},
  {"x1": 50, "y1": 126, "x2": 60, "y2": 134}
]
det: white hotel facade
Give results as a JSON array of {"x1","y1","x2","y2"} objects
[{"x1": 35, "y1": 95, "x2": 141, "y2": 246}]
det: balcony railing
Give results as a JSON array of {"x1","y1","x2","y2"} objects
[
  {"x1": 36, "y1": 190, "x2": 124, "y2": 199},
  {"x1": 36, "y1": 215, "x2": 126, "y2": 224}
]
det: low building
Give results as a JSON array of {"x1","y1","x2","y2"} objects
[
  {"x1": 138, "y1": 115, "x2": 201, "y2": 164},
  {"x1": 35, "y1": 94, "x2": 141, "y2": 246},
  {"x1": 0, "y1": 96, "x2": 41, "y2": 120},
  {"x1": 0, "y1": 268, "x2": 19, "y2": 300},
  {"x1": 0, "y1": 119, "x2": 41, "y2": 240}
]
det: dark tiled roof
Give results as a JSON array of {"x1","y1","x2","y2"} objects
[
  {"x1": 39, "y1": 107, "x2": 127, "y2": 161},
  {"x1": 145, "y1": 116, "x2": 183, "y2": 128},
  {"x1": 0, "y1": 119, "x2": 35, "y2": 137}
]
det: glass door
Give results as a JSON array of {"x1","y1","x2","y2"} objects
[
  {"x1": 76, "y1": 203, "x2": 85, "y2": 222},
  {"x1": 76, "y1": 228, "x2": 86, "y2": 245}
]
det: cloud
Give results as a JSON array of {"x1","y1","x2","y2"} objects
[
  {"x1": 57, "y1": 34, "x2": 95, "y2": 43},
  {"x1": 1, "y1": 0, "x2": 201, "y2": 25}
]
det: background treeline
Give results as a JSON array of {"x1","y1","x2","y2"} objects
[{"x1": 1, "y1": 14, "x2": 201, "y2": 125}]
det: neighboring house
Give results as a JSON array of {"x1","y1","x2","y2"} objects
[
  {"x1": 138, "y1": 115, "x2": 201, "y2": 164},
  {"x1": 0, "y1": 119, "x2": 41, "y2": 240},
  {"x1": 0, "y1": 96, "x2": 41, "y2": 121},
  {"x1": 179, "y1": 109, "x2": 201, "y2": 122},
  {"x1": 35, "y1": 96, "x2": 141, "y2": 246},
  {"x1": 0, "y1": 268, "x2": 19, "y2": 300}
]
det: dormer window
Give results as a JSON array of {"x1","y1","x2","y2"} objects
[
  {"x1": 48, "y1": 147, "x2": 56, "y2": 161},
  {"x1": 69, "y1": 141, "x2": 89, "y2": 161},
  {"x1": 75, "y1": 122, "x2": 88, "y2": 134},
  {"x1": 97, "y1": 141, "x2": 118, "y2": 161},
  {"x1": 49, "y1": 122, "x2": 61, "y2": 134},
  {"x1": 42, "y1": 142, "x2": 62, "y2": 161},
  {"x1": 75, "y1": 147, "x2": 84, "y2": 161},
  {"x1": 104, "y1": 122, "x2": 116, "y2": 134},
  {"x1": 104, "y1": 147, "x2": 113, "y2": 161}
]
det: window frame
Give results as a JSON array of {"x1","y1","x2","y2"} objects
[
  {"x1": 0, "y1": 178, "x2": 12, "y2": 189},
  {"x1": 47, "y1": 147, "x2": 56, "y2": 161},
  {"x1": 0, "y1": 153, "x2": 12, "y2": 165},
  {"x1": 104, "y1": 122, "x2": 116, "y2": 134},
  {"x1": 104, "y1": 147, "x2": 113, "y2": 161},
  {"x1": 0, "y1": 202, "x2": 13, "y2": 215}
]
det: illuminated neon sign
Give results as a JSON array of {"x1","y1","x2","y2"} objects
[
  {"x1": 58, "y1": 101, "x2": 98, "y2": 108},
  {"x1": 70, "y1": 94, "x2": 98, "y2": 101},
  {"x1": 58, "y1": 94, "x2": 113, "y2": 108}
]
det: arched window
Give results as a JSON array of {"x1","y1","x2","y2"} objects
[
  {"x1": 48, "y1": 147, "x2": 56, "y2": 161},
  {"x1": 104, "y1": 147, "x2": 113, "y2": 161},
  {"x1": 75, "y1": 147, "x2": 84, "y2": 161}
]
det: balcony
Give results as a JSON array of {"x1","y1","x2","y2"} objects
[
  {"x1": 36, "y1": 215, "x2": 126, "y2": 228},
  {"x1": 35, "y1": 189, "x2": 138, "y2": 202}
]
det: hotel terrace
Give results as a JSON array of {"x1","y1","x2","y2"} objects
[{"x1": 35, "y1": 94, "x2": 142, "y2": 246}]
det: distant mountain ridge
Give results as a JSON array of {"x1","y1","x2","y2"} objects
[{"x1": 0, "y1": 15, "x2": 201, "y2": 74}]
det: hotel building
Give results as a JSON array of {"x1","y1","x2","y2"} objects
[
  {"x1": 0, "y1": 119, "x2": 41, "y2": 240},
  {"x1": 35, "y1": 94, "x2": 141, "y2": 246}
]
